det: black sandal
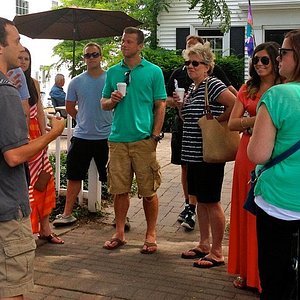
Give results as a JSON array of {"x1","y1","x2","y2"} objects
[{"x1": 38, "y1": 233, "x2": 64, "y2": 244}]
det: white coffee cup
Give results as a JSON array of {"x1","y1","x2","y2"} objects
[
  {"x1": 175, "y1": 88, "x2": 185, "y2": 102},
  {"x1": 117, "y1": 82, "x2": 127, "y2": 96}
]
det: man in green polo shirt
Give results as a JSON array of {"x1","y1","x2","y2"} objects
[{"x1": 101, "y1": 27, "x2": 166, "y2": 254}]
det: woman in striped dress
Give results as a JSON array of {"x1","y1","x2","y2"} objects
[{"x1": 19, "y1": 47, "x2": 64, "y2": 244}]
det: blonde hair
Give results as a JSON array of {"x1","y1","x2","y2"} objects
[{"x1": 183, "y1": 42, "x2": 215, "y2": 74}]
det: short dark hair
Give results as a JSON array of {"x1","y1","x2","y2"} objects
[
  {"x1": 83, "y1": 42, "x2": 102, "y2": 56},
  {"x1": 186, "y1": 35, "x2": 204, "y2": 45},
  {"x1": 123, "y1": 27, "x2": 144, "y2": 45},
  {"x1": 0, "y1": 17, "x2": 15, "y2": 47}
]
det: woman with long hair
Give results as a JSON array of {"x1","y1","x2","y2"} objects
[
  {"x1": 19, "y1": 47, "x2": 64, "y2": 244},
  {"x1": 227, "y1": 42, "x2": 281, "y2": 291},
  {"x1": 248, "y1": 30, "x2": 300, "y2": 300}
]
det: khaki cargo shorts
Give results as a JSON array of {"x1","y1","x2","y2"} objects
[
  {"x1": 0, "y1": 215, "x2": 36, "y2": 298},
  {"x1": 107, "y1": 138, "x2": 162, "y2": 197}
]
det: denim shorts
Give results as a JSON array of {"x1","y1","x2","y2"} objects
[
  {"x1": 107, "y1": 139, "x2": 161, "y2": 197},
  {"x1": 0, "y1": 215, "x2": 36, "y2": 298}
]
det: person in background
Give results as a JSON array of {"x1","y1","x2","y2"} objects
[
  {"x1": 175, "y1": 42, "x2": 236, "y2": 267},
  {"x1": 227, "y1": 42, "x2": 281, "y2": 291},
  {"x1": 53, "y1": 42, "x2": 112, "y2": 227},
  {"x1": 101, "y1": 27, "x2": 166, "y2": 254},
  {"x1": 19, "y1": 47, "x2": 64, "y2": 244},
  {"x1": 167, "y1": 34, "x2": 237, "y2": 232},
  {"x1": 49, "y1": 73, "x2": 66, "y2": 108},
  {"x1": 7, "y1": 66, "x2": 30, "y2": 122},
  {"x1": 0, "y1": 17, "x2": 65, "y2": 300},
  {"x1": 248, "y1": 30, "x2": 300, "y2": 300}
]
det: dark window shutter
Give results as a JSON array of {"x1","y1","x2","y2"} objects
[
  {"x1": 176, "y1": 28, "x2": 190, "y2": 50},
  {"x1": 230, "y1": 27, "x2": 245, "y2": 58}
]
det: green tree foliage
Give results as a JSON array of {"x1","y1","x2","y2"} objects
[{"x1": 188, "y1": 0, "x2": 231, "y2": 32}]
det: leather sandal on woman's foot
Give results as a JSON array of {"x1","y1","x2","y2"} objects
[
  {"x1": 38, "y1": 233, "x2": 64, "y2": 244},
  {"x1": 233, "y1": 276, "x2": 246, "y2": 289}
]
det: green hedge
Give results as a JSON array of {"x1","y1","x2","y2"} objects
[{"x1": 140, "y1": 48, "x2": 244, "y2": 132}]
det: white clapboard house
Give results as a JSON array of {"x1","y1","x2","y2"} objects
[{"x1": 158, "y1": 0, "x2": 300, "y2": 71}]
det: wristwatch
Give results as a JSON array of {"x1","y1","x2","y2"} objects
[{"x1": 151, "y1": 133, "x2": 163, "y2": 142}]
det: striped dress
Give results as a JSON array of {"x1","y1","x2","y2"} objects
[
  {"x1": 28, "y1": 104, "x2": 56, "y2": 234},
  {"x1": 181, "y1": 76, "x2": 227, "y2": 163}
]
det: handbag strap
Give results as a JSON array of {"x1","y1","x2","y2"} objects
[
  {"x1": 257, "y1": 139, "x2": 300, "y2": 177},
  {"x1": 203, "y1": 77, "x2": 214, "y2": 119}
]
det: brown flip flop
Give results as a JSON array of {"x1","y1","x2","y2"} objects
[
  {"x1": 140, "y1": 241, "x2": 157, "y2": 254},
  {"x1": 103, "y1": 237, "x2": 126, "y2": 250}
]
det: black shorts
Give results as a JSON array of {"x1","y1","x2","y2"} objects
[
  {"x1": 171, "y1": 115, "x2": 185, "y2": 165},
  {"x1": 187, "y1": 162, "x2": 225, "y2": 203},
  {"x1": 66, "y1": 137, "x2": 108, "y2": 182}
]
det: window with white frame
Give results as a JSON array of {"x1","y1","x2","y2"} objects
[
  {"x1": 197, "y1": 30, "x2": 224, "y2": 56},
  {"x1": 16, "y1": 0, "x2": 29, "y2": 15}
]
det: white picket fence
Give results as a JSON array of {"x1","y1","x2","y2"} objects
[{"x1": 53, "y1": 113, "x2": 102, "y2": 212}]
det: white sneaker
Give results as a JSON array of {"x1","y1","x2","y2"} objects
[{"x1": 52, "y1": 214, "x2": 77, "y2": 227}]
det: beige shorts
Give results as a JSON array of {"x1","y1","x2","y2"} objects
[
  {"x1": 107, "y1": 138, "x2": 162, "y2": 197},
  {"x1": 0, "y1": 215, "x2": 36, "y2": 298}
]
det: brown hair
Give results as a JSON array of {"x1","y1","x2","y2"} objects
[
  {"x1": 23, "y1": 47, "x2": 39, "y2": 107},
  {"x1": 83, "y1": 42, "x2": 102, "y2": 56},
  {"x1": 0, "y1": 17, "x2": 15, "y2": 46},
  {"x1": 284, "y1": 29, "x2": 300, "y2": 82},
  {"x1": 123, "y1": 27, "x2": 144, "y2": 45},
  {"x1": 246, "y1": 42, "x2": 280, "y2": 99}
]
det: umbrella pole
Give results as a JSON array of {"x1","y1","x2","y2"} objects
[{"x1": 72, "y1": 36, "x2": 75, "y2": 78}]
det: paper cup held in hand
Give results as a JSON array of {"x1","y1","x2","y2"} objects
[
  {"x1": 117, "y1": 82, "x2": 127, "y2": 96},
  {"x1": 175, "y1": 88, "x2": 185, "y2": 102}
]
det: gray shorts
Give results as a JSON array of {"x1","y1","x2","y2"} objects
[{"x1": 0, "y1": 215, "x2": 36, "y2": 298}]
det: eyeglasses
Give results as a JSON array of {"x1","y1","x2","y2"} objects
[
  {"x1": 83, "y1": 52, "x2": 100, "y2": 59},
  {"x1": 252, "y1": 56, "x2": 270, "y2": 65},
  {"x1": 125, "y1": 71, "x2": 131, "y2": 86},
  {"x1": 184, "y1": 60, "x2": 206, "y2": 67},
  {"x1": 278, "y1": 48, "x2": 295, "y2": 59}
]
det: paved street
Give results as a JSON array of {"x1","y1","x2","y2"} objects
[{"x1": 25, "y1": 133, "x2": 259, "y2": 299}]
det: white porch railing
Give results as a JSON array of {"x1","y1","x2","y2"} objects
[{"x1": 53, "y1": 113, "x2": 102, "y2": 212}]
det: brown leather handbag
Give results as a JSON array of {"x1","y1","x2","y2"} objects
[{"x1": 198, "y1": 79, "x2": 240, "y2": 163}]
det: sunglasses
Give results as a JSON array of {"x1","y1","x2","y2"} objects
[
  {"x1": 252, "y1": 56, "x2": 270, "y2": 65},
  {"x1": 184, "y1": 60, "x2": 206, "y2": 67},
  {"x1": 278, "y1": 48, "x2": 295, "y2": 59},
  {"x1": 83, "y1": 52, "x2": 100, "y2": 59},
  {"x1": 125, "y1": 70, "x2": 131, "y2": 86}
]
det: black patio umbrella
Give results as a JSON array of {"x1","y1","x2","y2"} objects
[{"x1": 13, "y1": 6, "x2": 142, "y2": 76}]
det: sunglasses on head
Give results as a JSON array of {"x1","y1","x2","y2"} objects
[
  {"x1": 184, "y1": 60, "x2": 206, "y2": 67},
  {"x1": 278, "y1": 48, "x2": 295, "y2": 59},
  {"x1": 125, "y1": 70, "x2": 131, "y2": 86},
  {"x1": 83, "y1": 52, "x2": 100, "y2": 59},
  {"x1": 252, "y1": 56, "x2": 270, "y2": 65}
]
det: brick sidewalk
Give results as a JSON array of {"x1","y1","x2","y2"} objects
[{"x1": 25, "y1": 133, "x2": 259, "y2": 299}]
